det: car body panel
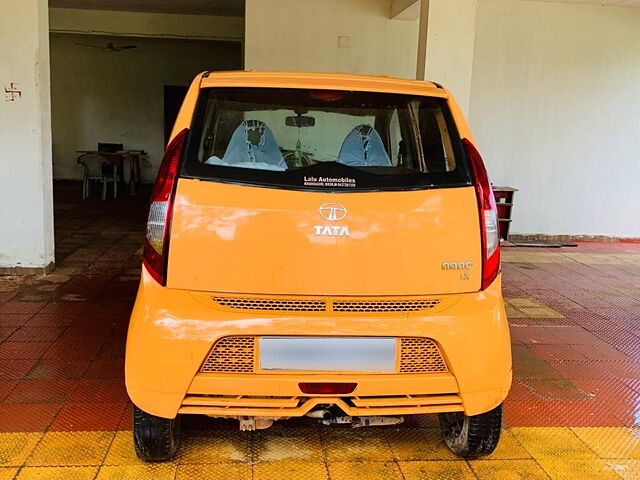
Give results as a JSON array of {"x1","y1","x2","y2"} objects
[
  {"x1": 125, "y1": 267, "x2": 511, "y2": 419},
  {"x1": 167, "y1": 180, "x2": 482, "y2": 295},
  {"x1": 200, "y1": 71, "x2": 448, "y2": 99}
]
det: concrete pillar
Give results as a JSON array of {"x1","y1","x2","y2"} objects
[
  {"x1": 416, "y1": 0, "x2": 477, "y2": 115},
  {"x1": 0, "y1": 0, "x2": 54, "y2": 273}
]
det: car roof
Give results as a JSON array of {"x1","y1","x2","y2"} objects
[{"x1": 200, "y1": 70, "x2": 448, "y2": 98}]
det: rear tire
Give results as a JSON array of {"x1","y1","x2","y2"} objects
[
  {"x1": 438, "y1": 403, "x2": 502, "y2": 459},
  {"x1": 133, "y1": 405, "x2": 180, "y2": 461}
]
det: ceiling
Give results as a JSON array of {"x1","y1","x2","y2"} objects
[{"x1": 48, "y1": 0, "x2": 244, "y2": 16}]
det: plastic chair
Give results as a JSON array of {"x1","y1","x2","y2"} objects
[{"x1": 78, "y1": 154, "x2": 118, "y2": 200}]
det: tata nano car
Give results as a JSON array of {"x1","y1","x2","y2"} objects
[{"x1": 125, "y1": 71, "x2": 512, "y2": 461}]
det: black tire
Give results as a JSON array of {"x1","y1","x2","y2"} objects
[
  {"x1": 133, "y1": 405, "x2": 180, "y2": 461},
  {"x1": 438, "y1": 403, "x2": 503, "y2": 459}
]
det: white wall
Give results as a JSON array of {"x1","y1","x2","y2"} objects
[
  {"x1": 0, "y1": 0, "x2": 55, "y2": 270},
  {"x1": 245, "y1": 0, "x2": 419, "y2": 79},
  {"x1": 50, "y1": 34, "x2": 241, "y2": 181},
  {"x1": 470, "y1": 0, "x2": 640, "y2": 237}
]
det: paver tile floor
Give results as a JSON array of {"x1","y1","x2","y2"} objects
[{"x1": 0, "y1": 182, "x2": 638, "y2": 479}]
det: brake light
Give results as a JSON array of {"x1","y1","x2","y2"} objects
[
  {"x1": 309, "y1": 90, "x2": 345, "y2": 102},
  {"x1": 463, "y1": 138, "x2": 500, "y2": 290},
  {"x1": 142, "y1": 128, "x2": 188, "y2": 285},
  {"x1": 299, "y1": 383, "x2": 357, "y2": 395}
]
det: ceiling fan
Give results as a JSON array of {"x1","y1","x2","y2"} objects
[{"x1": 75, "y1": 41, "x2": 138, "y2": 52}]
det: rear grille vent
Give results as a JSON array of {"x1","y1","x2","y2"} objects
[
  {"x1": 200, "y1": 336, "x2": 448, "y2": 374},
  {"x1": 200, "y1": 336, "x2": 255, "y2": 373},
  {"x1": 399, "y1": 337, "x2": 448, "y2": 373},
  {"x1": 212, "y1": 296, "x2": 441, "y2": 313},
  {"x1": 213, "y1": 297, "x2": 326, "y2": 312},
  {"x1": 332, "y1": 300, "x2": 440, "y2": 312}
]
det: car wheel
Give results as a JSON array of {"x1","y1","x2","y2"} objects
[
  {"x1": 438, "y1": 403, "x2": 502, "y2": 459},
  {"x1": 133, "y1": 405, "x2": 180, "y2": 461}
]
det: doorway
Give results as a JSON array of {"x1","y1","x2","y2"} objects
[{"x1": 164, "y1": 86, "x2": 189, "y2": 145}]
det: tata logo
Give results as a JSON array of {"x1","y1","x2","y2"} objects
[
  {"x1": 319, "y1": 203, "x2": 347, "y2": 221},
  {"x1": 314, "y1": 203, "x2": 350, "y2": 237},
  {"x1": 441, "y1": 261, "x2": 473, "y2": 270},
  {"x1": 313, "y1": 225, "x2": 350, "y2": 237}
]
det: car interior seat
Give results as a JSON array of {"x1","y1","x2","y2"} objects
[
  {"x1": 337, "y1": 124, "x2": 392, "y2": 167},
  {"x1": 205, "y1": 119, "x2": 286, "y2": 171}
]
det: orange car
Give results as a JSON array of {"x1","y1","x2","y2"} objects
[{"x1": 125, "y1": 71, "x2": 512, "y2": 461}]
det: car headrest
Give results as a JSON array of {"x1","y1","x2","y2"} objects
[{"x1": 337, "y1": 124, "x2": 391, "y2": 167}]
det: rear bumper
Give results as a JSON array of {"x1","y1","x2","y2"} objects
[{"x1": 125, "y1": 267, "x2": 512, "y2": 419}]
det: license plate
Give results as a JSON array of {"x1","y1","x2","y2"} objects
[{"x1": 259, "y1": 336, "x2": 396, "y2": 373}]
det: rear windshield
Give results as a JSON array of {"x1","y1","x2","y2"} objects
[{"x1": 182, "y1": 87, "x2": 471, "y2": 191}]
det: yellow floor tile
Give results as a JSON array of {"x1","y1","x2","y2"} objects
[
  {"x1": 571, "y1": 427, "x2": 640, "y2": 459},
  {"x1": 328, "y1": 461, "x2": 403, "y2": 480},
  {"x1": 604, "y1": 459, "x2": 640, "y2": 480},
  {"x1": 398, "y1": 460, "x2": 475, "y2": 480},
  {"x1": 484, "y1": 429, "x2": 532, "y2": 460},
  {"x1": 102, "y1": 431, "x2": 145, "y2": 466},
  {"x1": 511, "y1": 427, "x2": 596, "y2": 459},
  {"x1": 0, "y1": 433, "x2": 43, "y2": 467},
  {"x1": 536, "y1": 458, "x2": 620, "y2": 479},
  {"x1": 254, "y1": 460, "x2": 327, "y2": 480},
  {"x1": 322, "y1": 427, "x2": 392, "y2": 462},
  {"x1": 0, "y1": 468, "x2": 18, "y2": 480},
  {"x1": 507, "y1": 298, "x2": 541, "y2": 308},
  {"x1": 95, "y1": 464, "x2": 177, "y2": 480},
  {"x1": 505, "y1": 305, "x2": 527, "y2": 318},
  {"x1": 26, "y1": 431, "x2": 114, "y2": 467},
  {"x1": 470, "y1": 459, "x2": 549, "y2": 479},
  {"x1": 385, "y1": 428, "x2": 458, "y2": 460},
  {"x1": 176, "y1": 431, "x2": 250, "y2": 464},
  {"x1": 176, "y1": 463, "x2": 251, "y2": 480},
  {"x1": 504, "y1": 297, "x2": 563, "y2": 318},
  {"x1": 16, "y1": 466, "x2": 98, "y2": 480},
  {"x1": 254, "y1": 427, "x2": 323, "y2": 462}
]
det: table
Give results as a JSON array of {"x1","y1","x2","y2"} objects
[{"x1": 76, "y1": 150, "x2": 146, "y2": 196}]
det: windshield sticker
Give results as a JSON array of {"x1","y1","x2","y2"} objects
[{"x1": 303, "y1": 176, "x2": 356, "y2": 188}]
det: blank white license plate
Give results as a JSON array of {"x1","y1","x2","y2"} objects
[{"x1": 259, "y1": 337, "x2": 396, "y2": 372}]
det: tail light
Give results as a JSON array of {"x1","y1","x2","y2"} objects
[
  {"x1": 142, "y1": 128, "x2": 188, "y2": 285},
  {"x1": 463, "y1": 138, "x2": 500, "y2": 290}
]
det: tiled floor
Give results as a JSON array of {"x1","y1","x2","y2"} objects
[{"x1": 0, "y1": 181, "x2": 638, "y2": 479}]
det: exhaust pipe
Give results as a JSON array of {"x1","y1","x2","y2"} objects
[
  {"x1": 306, "y1": 408, "x2": 404, "y2": 427},
  {"x1": 306, "y1": 408, "x2": 351, "y2": 425}
]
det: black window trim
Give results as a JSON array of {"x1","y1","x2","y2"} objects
[{"x1": 179, "y1": 87, "x2": 473, "y2": 194}]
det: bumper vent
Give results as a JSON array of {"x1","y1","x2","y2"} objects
[
  {"x1": 200, "y1": 336, "x2": 255, "y2": 373},
  {"x1": 211, "y1": 296, "x2": 441, "y2": 313},
  {"x1": 333, "y1": 300, "x2": 440, "y2": 312},
  {"x1": 399, "y1": 337, "x2": 448, "y2": 373},
  {"x1": 200, "y1": 336, "x2": 448, "y2": 374},
  {"x1": 213, "y1": 297, "x2": 326, "y2": 312}
]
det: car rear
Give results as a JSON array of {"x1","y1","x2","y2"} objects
[{"x1": 125, "y1": 71, "x2": 511, "y2": 461}]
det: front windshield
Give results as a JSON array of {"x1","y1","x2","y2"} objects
[{"x1": 183, "y1": 87, "x2": 470, "y2": 191}]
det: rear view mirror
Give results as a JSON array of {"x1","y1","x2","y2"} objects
[{"x1": 286, "y1": 115, "x2": 315, "y2": 128}]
